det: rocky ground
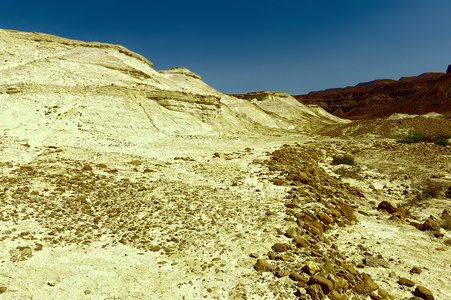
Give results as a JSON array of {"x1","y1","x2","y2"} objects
[{"x1": 1, "y1": 120, "x2": 451, "y2": 300}]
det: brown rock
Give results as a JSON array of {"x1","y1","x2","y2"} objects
[
  {"x1": 370, "y1": 292, "x2": 382, "y2": 300},
  {"x1": 318, "y1": 212, "x2": 333, "y2": 225},
  {"x1": 328, "y1": 273, "x2": 349, "y2": 291},
  {"x1": 328, "y1": 209, "x2": 342, "y2": 219},
  {"x1": 306, "y1": 284, "x2": 326, "y2": 300},
  {"x1": 309, "y1": 275, "x2": 334, "y2": 294},
  {"x1": 410, "y1": 266, "x2": 422, "y2": 274},
  {"x1": 347, "y1": 264, "x2": 359, "y2": 276},
  {"x1": 414, "y1": 286, "x2": 435, "y2": 300},
  {"x1": 377, "y1": 201, "x2": 398, "y2": 214},
  {"x1": 398, "y1": 277, "x2": 415, "y2": 287},
  {"x1": 285, "y1": 227, "x2": 300, "y2": 238},
  {"x1": 329, "y1": 290, "x2": 349, "y2": 300},
  {"x1": 0, "y1": 287, "x2": 6, "y2": 293},
  {"x1": 364, "y1": 256, "x2": 390, "y2": 268},
  {"x1": 254, "y1": 259, "x2": 275, "y2": 272},
  {"x1": 294, "y1": 236, "x2": 310, "y2": 248},
  {"x1": 354, "y1": 274, "x2": 379, "y2": 294},
  {"x1": 310, "y1": 221, "x2": 324, "y2": 235},
  {"x1": 378, "y1": 288, "x2": 391, "y2": 299},
  {"x1": 420, "y1": 218, "x2": 441, "y2": 232},
  {"x1": 272, "y1": 243, "x2": 290, "y2": 252},
  {"x1": 81, "y1": 164, "x2": 93, "y2": 171},
  {"x1": 286, "y1": 199, "x2": 301, "y2": 209},
  {"x1": 302, "y1": 261, "x2": 320, "y2": 275},
  {"x1": 391, "y1": 207, "x2": 406, "y2": 220},
  {"x1": 289, "y1": 272, "x2": 309, "y2": 283},
  {"x1": 324, "y1": 261, "x2": 334, "y2": 272},
  {"x1": 275, "y1": 269, "x2": 289, "y2": 278}
]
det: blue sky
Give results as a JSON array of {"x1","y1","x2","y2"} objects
[{"x1": 2, "y1": 0, "x2": 450, "y2": 94}]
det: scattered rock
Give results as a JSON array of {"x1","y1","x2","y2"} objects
[
  {"x1": 377, "y1": 201, "x2": 398, "y2": 214},
  {"x1": 81, "y1": 164, "x2": 92, "y2": 171},
  {"x1": 420, "y1": 218, "x2": 441, "y2": 232},
  {"x1": 329, "y1": 290, "x2": 349, "y2": 300},
  {"x1": 318, "y1": 212, "x2": 333, "y2": 225},
  {"x1": 254, "y1": 259, "x2": 275, "y2": 272},
  {"x1": 308, "y1": 275, "x2": 334, "y2": 294},
  {"x1": 293, "y1": 236, "x2": 310, "y2": 248},
  {"x1": 398, "y1": 277, "x2": 415, "y2": 287},
  {"x1": 289, "y1": 272, "x2": 309, "y2": 283},
  {"x1": 414, "y1": 286, "x2": 435, "y2": 300},
  {"x1": 364, "y1": 256, "x2": 390, "y2": 268},
  {"x1": 306, "y1": 284, "x2": 326, "y2": 300},
  {"x1": 378, "y1": 288, "x2": 391, "y2": 299},
  {"x1": 302, "y1": 261, "x2": 320, "y2": 275},
  {"x1": 272, "y1": 243, "x2": 290, "y2": 252},
  {"x1": 353, "y1": 273, "x2": 379, "y2": 294},
  {"x1": 148, "y1": 245, "x2": 161, "y2": 252},
  {"x1": 410, "y1": 266, "x2": 422, "y2": 274}
]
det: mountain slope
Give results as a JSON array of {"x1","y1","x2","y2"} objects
[
  {"x1": 0, "y1": 29, "x2": 345, "y2": 150},
  {"x1": 295, "y1": 72, "x2": 451, "y2": 119}
]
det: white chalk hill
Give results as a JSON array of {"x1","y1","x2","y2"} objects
[{"x1": 0, "y1": 29, "x2": 347, "y2": 148}]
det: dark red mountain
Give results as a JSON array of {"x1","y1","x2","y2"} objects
[{"x1": 294, "y1": 71, "x2": 451, "y2": 119}]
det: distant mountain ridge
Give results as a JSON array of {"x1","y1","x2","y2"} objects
[{"x1": 295, "y1": 71, "x2": 451, "y2": 119}]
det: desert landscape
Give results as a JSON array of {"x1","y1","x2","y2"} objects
[{"x1": 1, "y1": 29, "x2": 451, "y2": 300}]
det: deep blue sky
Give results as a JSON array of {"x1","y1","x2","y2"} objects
[{"x1": 2, "y1": 0, "x2": 450, "y2": 94}]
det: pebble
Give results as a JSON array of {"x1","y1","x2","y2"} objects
[{"x1": 410, "y1": 266, "x2": 422, "y2": 274}]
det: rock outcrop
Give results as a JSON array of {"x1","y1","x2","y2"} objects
[{"x1": 295, "y1": 71, "x2": 451, "y2": 119}]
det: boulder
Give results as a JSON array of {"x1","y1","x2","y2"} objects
[
  {"x1": 377, "y1": 201, "x2": 398, "y2": 214},
  {"x1": 420, "y1": 217, "x2": 441, "y2": 232},
  {"x1": 414, "y1": 286, "x2": 435, "y2": 300}
]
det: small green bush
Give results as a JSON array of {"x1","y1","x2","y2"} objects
[
  {"x1": 433, "y1": 134, "x2": 451, "y2": 146},
  {"x1": 331, "y1": 154, "x2": 355, "y2": 166},
  {"x1": 398, "y1": 131, "x2": 425, "y2": 143}
]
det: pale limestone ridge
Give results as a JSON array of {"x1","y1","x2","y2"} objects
[{"x1": 0, "y1": 29, "x2": 347, "y2": 150}]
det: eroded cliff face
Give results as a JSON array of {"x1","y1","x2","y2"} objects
[
  {"x1": 0, "y1": 29, "x2": 346, "y2": 149},
  {"x1": 295, "y1": 72, "x2": 451, "y2": 119}
]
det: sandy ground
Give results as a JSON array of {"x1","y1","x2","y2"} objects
[{"x1": 1, "y1": 131, "x2": 450, "y2": 300}]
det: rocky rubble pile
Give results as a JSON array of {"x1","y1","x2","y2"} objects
[{"x1": 251, "y1": 144, "x2": 440, "y2": 300}]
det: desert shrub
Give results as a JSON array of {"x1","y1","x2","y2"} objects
[
  {"x1": 398, "y1": 131, "x2": 425, "y2": 143},
  {"x1": 433, "y1": 134, "x2": 451, "y2": 146},
  {"x1": 331, "y1": 154, "x2": 355, "y2": 166}
]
